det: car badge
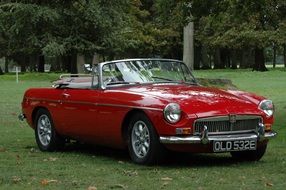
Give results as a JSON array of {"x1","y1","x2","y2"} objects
[{"x1": 229, "y1": 114, "x2": 236, "y2": 123}]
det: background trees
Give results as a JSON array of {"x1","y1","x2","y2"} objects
[{"x1": 0, "y1": 0, "x2": 285, "y2": 73}]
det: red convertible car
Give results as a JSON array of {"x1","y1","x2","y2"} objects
[{"x1": 20, "y1": 58, "x2": 277, "y2": 164}]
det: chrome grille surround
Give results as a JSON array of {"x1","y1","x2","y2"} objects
[{"x1": 193, "y1": 115, "x2": 263, "y2": 135}]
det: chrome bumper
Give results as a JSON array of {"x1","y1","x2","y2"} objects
[
  {"x1": 18, "y1": 113, "x2": 26, "y2": 121},
  {"x1": 160, "y1": 131, "x2": 277, "y2": 144}
]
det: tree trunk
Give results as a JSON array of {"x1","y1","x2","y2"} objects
[
  {"x1": 273, "y1": 45, "x2": 276, "y2": 68},
  {"x1": 194, "y1": 45, "x2": 201, "y2": 70},
  {"x1": 221, "y1": 48, "x2": 229, "y2": 68},
  {"x1": 214, "y1": 48, "x2": 224, "y2": 69},
  {"x1": 19, "y1": 55, "x2": 27, "y2": 72},
  {"x1": 38, "y1": 55, "x2": 45, "y2": 72},
  {"x1": 230, "y1": 50, "x2": 238, "y2": 69},
  {"x1": 30, "y1": 54, "x2": 38, "y2": 72},
  {"x1": 284, "y1": 44, "x2": 286, "y2": 68},
  {"x1": 92, "y1": 53, "x2": 100, "y2": 65},
  {"x1": 240, "y1": 48, "x2": 253, "y2": 69},
  {"x1": 201, "y1": 46, "x2": 210, "y2": 69},
  {"x1": 70, "y1": 51, "x2": 78, "y2": 74},
  {"x1": 77, "y1": 54, "x2": 85, "y2": 73},
  {"x1": 0, "y1": 66, "x2": 3, "y2": 75},
  {"x1": 4, "y1": 57, "x2": 9, "y2": 73},
  {"x1": 62, "y1": 56, "x2": 71, "y2": 72},
  {"x1": 183, "y1": 20, "x2": 194, "y2": 70},
  {"x1": 50, "y1": 56, "x2": 61, "y2": 72},
  {"x1": 253, "y1": 48, "x2": 268, "y2": 71}
]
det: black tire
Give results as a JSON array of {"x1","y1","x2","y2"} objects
[
  {"x1": 230, "y1": 144, "x2": 267, "y2": 161},
  {"x1": 34, "y1": 108, "x2": 65, "y2": 151},
  {"x1": 127, "y1": 113, "x2": 165, "y2": 165}
]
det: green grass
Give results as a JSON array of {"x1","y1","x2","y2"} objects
[{"x1": 0, "y1": 70, "x2": 286, "y2": 190}]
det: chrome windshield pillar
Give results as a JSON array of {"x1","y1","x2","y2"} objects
[{"x1": 96, "y1": 62, "x2": 106, "y2": 90}]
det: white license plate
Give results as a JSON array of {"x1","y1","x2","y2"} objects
[{"x1": 213, "y1": 140, "x2": 257, "y2": 152}]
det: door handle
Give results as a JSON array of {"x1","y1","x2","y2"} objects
[{"x1": 62, "y1": 93, "x2": 71, "y2": 98}]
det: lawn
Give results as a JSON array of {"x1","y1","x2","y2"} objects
[{"x1": 0, "y1": 70, "x2": 285, "y2": 190}]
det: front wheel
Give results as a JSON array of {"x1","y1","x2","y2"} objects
[
  {"x1": 35, "y1": 108, "x2": 65, "y2": 151},
  {"x1": 231, "y1": 144, "x2": 267, "y2": 161},
  {"x1": 127, "y1": 113, "x2": 165, "y2": 165}
]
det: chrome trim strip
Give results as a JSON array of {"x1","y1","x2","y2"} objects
[
  {"x1": 95, "y1": 58, "x2": 184, "y2": 66},
  {"x1": 96, "y1": 103, "x2": 162, "y2": 111},
  {"x1": 199, "y1": 130, "x2": 256, "y2": 135},
  {"x1": 27, "y1": 98, "x2": 162, "y2": 111},
  {"x1": 28, "y1": 98, "x2": 60, "y2": 103},
  {"x1": 195, "y1": 115, "x2": 262, "y2": 122},
  {"x1": 159, "y1": 131, "x2": 277, "y2": 144}
]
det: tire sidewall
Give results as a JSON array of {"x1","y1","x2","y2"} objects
[
  {"x1": 127, "y1": 113, "x2": 160, "y2": 165},
  {"x1": 35, "y1": 109, "x2": 58, "y2": 151}
]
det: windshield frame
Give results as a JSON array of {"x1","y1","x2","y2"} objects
[{"x1": 93, "y1": 58, "x2": 197, "y2": 90}]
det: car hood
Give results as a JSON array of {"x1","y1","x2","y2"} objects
[{"x1": 125, "y1": 84, "x2": 262, "y2": 117}]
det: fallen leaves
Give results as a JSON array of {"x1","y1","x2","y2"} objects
[
  {"x1": 29, "y1": 148, "x2": 37, "y2": 153},
  {"x1": 109, "y1": 184, "x2": 126, "y2": 189},
  {"x1": 123, "y1": 170, "x2": 138, "y2": 177},
  {"x1": 43, "y1": 157, "x2": 58, "y2": 162},
  {"x1": 16, "y1": 154, "x2": 21, "y2": 165},
  {"x1": 266, "y1": 182, "x2": 274, "y2": 187},
  {"x1": 12, "y1": 176, "x2": 21, "y2": 184},
  {"x1": 0, "y1": 147, "x2": 6, "y2": 152},
  {"x1": 161, "y1": 177, "x2": 173, "y2": 181},
  {"x1": 11, "y1": 112, "x2": 17, "y2": 116},
  {"x1": 160, "y1": 177, "x2": 173, "y2": 188},
  {"x1": 87, "y1": 186, "x2": 97, "y2": 190},
  {"x1": 40, "y1": 179, "x2": 58, "y2": 186}
]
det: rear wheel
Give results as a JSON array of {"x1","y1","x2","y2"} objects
[
  {"x1": 127, "y1": 113, "x2": 165, "y2": 165},
  {"x1": 231, "y1": 144, "x2": 267, "y2": 161},
  {"x1": 35, "y1": 108, "x2": 65, "y2": 151}
]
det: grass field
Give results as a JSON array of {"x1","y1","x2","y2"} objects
[{"x1": 0, "y1": 69, "x2": 285, "y2": 190}]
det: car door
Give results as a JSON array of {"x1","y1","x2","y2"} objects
[{"x1": 58, "y1": 88, "x2": 101, "y2": 141}]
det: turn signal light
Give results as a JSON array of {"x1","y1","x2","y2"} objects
[
  {"x1": 176, "y1": 128, "x2": 191, "y2": 135},
  {"x1": 265, "y1": 124, "x2": 272, "y2": 131}
]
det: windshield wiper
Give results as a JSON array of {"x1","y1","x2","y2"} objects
[
  {"x1": 106, "y1": 81, "x2": 140, "y2": 85},
  {"x1": 151, "y1": 76, "x2": 174, "y2": 81}
]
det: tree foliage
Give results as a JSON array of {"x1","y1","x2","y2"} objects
[{"x1": 0, "y1": 0, "x2": 285, "y2": 72}]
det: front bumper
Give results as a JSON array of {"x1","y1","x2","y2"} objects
[{"x1": 160, "y1": 131, "x2": 277, "y2": 144}]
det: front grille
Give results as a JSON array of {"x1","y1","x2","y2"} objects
[{"x1": 194, "y1": 115, "x2": 262, "y2": 135}]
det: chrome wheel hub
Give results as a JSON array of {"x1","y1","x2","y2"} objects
[
  {"x1": 131, "y1": 121, "x2": 150, "y2": 158},
  {"x1": 37, "y1": 115, "x2": 52, "y2": 146}
]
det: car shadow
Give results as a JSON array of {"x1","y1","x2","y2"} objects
[{"x1": 56, "y1": 142, "x2": 258, "y2": 168}]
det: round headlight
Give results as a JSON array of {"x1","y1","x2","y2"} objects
[
  {"x1": 259, "y1": 100, "x2": 274, "y2": 117},
  {"x1": 164, "y1": 103, "x2": 181, "y2": 124}
]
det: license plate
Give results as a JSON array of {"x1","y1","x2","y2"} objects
[{"x1": 213, "y1": 140, "x2": 257, "y2": 152}]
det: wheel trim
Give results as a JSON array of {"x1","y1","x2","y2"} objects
[
  {"x1": 37, "y1": 115, "x2": 52, "y2": 146},
  {"x1": 131, "y1": 121, "x2": 150, "y2": 158}
]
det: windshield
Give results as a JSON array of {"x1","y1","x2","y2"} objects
[{"x1": 100, "y1": 59, "x2": 196, "y2": 86}]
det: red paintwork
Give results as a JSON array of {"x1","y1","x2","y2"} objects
[{"x1": 22, "y1": 83, "x2": 274, "y2": 150}]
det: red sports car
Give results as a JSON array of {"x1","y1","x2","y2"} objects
[{"x1": 19, "y1": 58, "x2": 277, "y2": 165}]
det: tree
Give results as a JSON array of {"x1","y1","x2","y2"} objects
[
  {"x1": 0, "y1": 0, "x2": 130, "y2": 73},
  {"x1": 0, "y1": 1, "x2": 61, "y2": 72}
]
